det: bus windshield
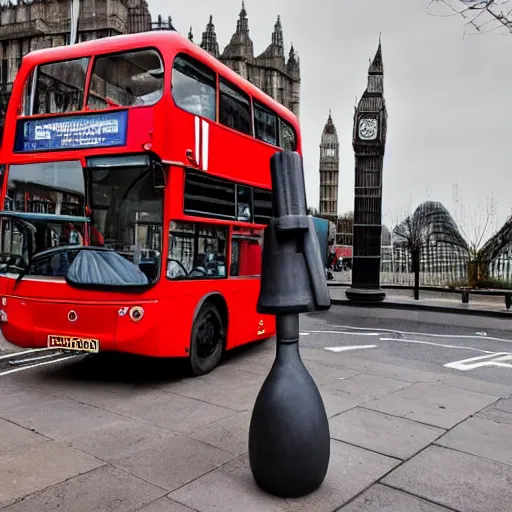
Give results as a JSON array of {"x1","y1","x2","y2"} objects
[{"x1": 0, "y1": 156, "x2": 163, "y2": 285}]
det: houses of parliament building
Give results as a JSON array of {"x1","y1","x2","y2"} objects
[{"x1": 0, "y1": 0, "x2": 300, "y2": 120}]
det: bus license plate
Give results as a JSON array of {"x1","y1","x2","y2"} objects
[{"x1": 47, "y1": 335, "x2": 99, "y2": 353}]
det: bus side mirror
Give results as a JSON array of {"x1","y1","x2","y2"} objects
[{"x1": 152, "y1": 163, "x2": 166, "y2": 190}]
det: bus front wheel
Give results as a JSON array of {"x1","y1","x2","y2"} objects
[{"x1": 189, "y1": 301, "x2": 225, "y2": 375}]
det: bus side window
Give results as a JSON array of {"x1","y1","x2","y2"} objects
[
  {"x1": 167, "y1": 221, "x2": 227, "y2": 279},
  {"x1": 87, "y1": 49, "x2": 164, "y2": 109},
  {"x1": 230, "y1": 233, "x2": 262, "y2": 277},
  {"x1": 254, "y1": 101, "x2": 277, "y2": 146},
  {"x1": 219, "y1": 77, "x2": 252, "y2": 136},
  {"x1": 279, "y1": 118, "x2": 297, "y2": 151},
  {"x1": 172, "y1": 54, "x2": 216, "y2": 121},
  {"x1": 33, "y1": 58, "x2": 89, "y2": 115}
]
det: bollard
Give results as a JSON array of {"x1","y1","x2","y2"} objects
[
  {"x1": 505, "y1": 293, "x2": 511, "y2": 310},
  {"x1": 248, "y1": 151, "x2": 331, "y2": 498},
  {"x1": 461, "y1": 290, "x2": 469, "y2": 304}
]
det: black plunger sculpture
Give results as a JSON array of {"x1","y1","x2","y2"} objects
[{"x1": 248, "y1": 151, "x2": 331, "y2": 498}]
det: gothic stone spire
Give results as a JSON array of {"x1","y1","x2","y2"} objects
[
  {"x1": 221, "y1": 1, "x2": 254, "y2": 60},
  {"x1": 237, "y1": 1, "x2": 249, "y2": 35},
  {"x1": 271, "y1": 15, "x2": 284, "y2": 57},
  {"x1": 358, "y1": 38, "x2": 384, "y2": 111},
  {"x1": 258, "y1": 14, "x2": 285, "y2": 61},
  {"x1": 201, "y1": 15, "x2": 220, "y2": 58}
]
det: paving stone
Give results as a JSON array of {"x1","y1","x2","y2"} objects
[
  {"x1": 0, "y1": 441, "x2": 103, "y2": 508},
  {"x1": 436, "y1": 415, "x2": 512, "y2": 466},
  {"x1": 301, "y1": 361, "x2": 360, "y2": 387},
  {"x1": 114, "y1": 434, "x2": 234, "y2": 491},
  {"x1": 188, "y1": 411, "x2": 251, "y2": 456},
  {"x1": 71, "y1": 419, "x2": 180, "y2": 461},
  {"x1": 136, "y1": 497, "x2": 199, "y2": 511},
  {"x1": 0, "y1": 388, "x2": 57, "y2": 414},
  {"x1": 49, "y1": 381, "x2": 149, "y2": 409},
  {"x1": 383, "y1": 445, "x2": 512, "y2": 512},
  {"x1": 438, "y1": 374, "x2": 512, "y2": 399},
  {"x1": 169, "y1": 440, "x2": 399, "y2": 512},
  {"x1": 0, "y1": 396, "x2": 123, "y2": 441},
  {"x1": 330, "y1": 373, "x2": 412, "y2": 401},
  {"x1": 0, "y1": 418, "x2": 49, "y2": 452},
  {"x1": 477, "y1": 397, "x2": 512, "y2": 425},
  {"x1": 330, "y1": 407, "x2": 444, "y2": 460},
  {"x1": 1, "y1": 465, "x2": 165, "y2": 512},
  {"x1": 363, "y1": 382, "x2": 497, "y2": 428},
  {"x1": 106, "y1": 391, "x2": 236, "y2": 433},
  {"x1": 337, "y1": 483, "x2": 452, "y2": 511},
  {"x1": 318, "y1": 389, "x2": 361, "y2": 418},
  {"x1": 158, "y1": 369, "x2": 266, "y2": 412}
]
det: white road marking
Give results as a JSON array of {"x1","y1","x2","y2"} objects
[
  {"x1": 475, "y1": 331, "x2": 487, "y2": 336},
  {"x1": 0, "y1": 347, "x2": 57, "y2": 361},
  {"x1": 378, "y1": 337, "x2": 505, "y2": 355},
  {"x1": 8, "y1": 353, "x2": 61, "y2": 365},
  {"x1": 444, "y1": 353, "x2": 512, "y2": 371},
  {"x1": 321, "y1": 324, "x2": 512, "y2": 343},
  {"x1": 299, "y1": 333, "x2": 310, "y2": 336},
  {"x1": 0, "y1": 355, "x2": 77, "y2": 377},
  {"x1": 324, "y1": 345, "x2": 378, "y2": 353}
]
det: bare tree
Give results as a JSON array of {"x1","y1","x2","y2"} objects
[
  {"x1": 426, "y1": 0, "x2": 512, "y2": 36},
  {"x1": 394, "y1": 201, "x2": 468, "y2": 299},
  {"x1": 307, "y1": 207, "x2": 319, "y2": 216},
  {"x1": 452, "y1": 184, "x2": 499, "y2": 258}
]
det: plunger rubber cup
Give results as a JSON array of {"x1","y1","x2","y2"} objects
[
  {"x1": 248, "y1": 315, "x2": 330, "y2": 498},
  {"x1": 248, "y1": 151, "x2": 331, "y2": 498}
]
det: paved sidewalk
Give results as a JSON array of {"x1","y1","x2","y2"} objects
[
  {"x1": 329, "y1": 285, "x2": 512, "y2": 317},
  {"x1": 1, "y1": 335, "x2": 511, "y2": 511}
]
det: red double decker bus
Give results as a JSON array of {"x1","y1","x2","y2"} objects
[{"x1": 0, "y1": 30, "x2": 301, "y2": 375}]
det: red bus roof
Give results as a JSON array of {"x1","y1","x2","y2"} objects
[{"x1": 20, "y1": 30, "x2": 299, "y2": 128}]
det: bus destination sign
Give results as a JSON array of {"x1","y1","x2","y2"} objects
[{"x1": 15, "y1": 110, "x2": 128, "y2": 152}]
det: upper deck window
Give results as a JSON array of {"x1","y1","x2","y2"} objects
[
  {"x1": 254, "y1": 100, "x2": 277, "y2": 146},
  {"x1": 279, "y1": 118, "x2": 297, "y2": 151},
  {"x1": 219, "y1": 77, "x2": 252, "y2": 136},
  {"x1": 32, "y1": 58, "x2": 89, "y2": 115},
  {"x1": 87, "y1": 49, "x2": 164, "y2": 110},
  {"x1": 172, "y1": 54, "x2": 216, "y2": 121}
]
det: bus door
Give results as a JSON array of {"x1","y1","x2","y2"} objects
[{"x1": 229, "y1": 228, "x2": 267, "y2": 346}]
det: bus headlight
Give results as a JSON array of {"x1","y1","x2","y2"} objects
[
  {"x1": 129, "y1": 306, "x2": 144, "y2": 322},
  {"x1": 0, "y1": 309, "x2": 8, "y2": 323}
]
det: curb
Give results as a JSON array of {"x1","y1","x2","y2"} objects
[
  {"x1": 330, "y1": 298, "x2": 512, "y2": 319},
  {"x1": 327, "y1": 282, "x2": 511, "y2": 297}
]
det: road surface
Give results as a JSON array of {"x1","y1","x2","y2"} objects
[
  {"x1": 300, "y1": 306, "x2": 512, "y2": 387},
  {"x1": 0, "y1": 305, "x2": 511, "y2": 511}
]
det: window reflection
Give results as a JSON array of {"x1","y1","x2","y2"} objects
[
  {"x1": 89, "y1": 165, "x2": 163, "y2": 283},
  {"x1": 172, "y1": 55, "x2": 216, "y2": 121},
  {"x1": 87, "y1": 49, "x2": 164, "y2": 109},
  {"x1": 5, "y1": 161, "x2": 85, "y2": 216},
  {"x1": 219, "y1": 78, "x2": 252, "y2": 135},
  {"x1": 254, "y1": 102, "x2": 277, "y2": 145},
  {"x1": 167, "y1": 221, "x2": 227, "y2": 279},
  {"x1": 33, "y1": 58, "x2": 89, "y2": 115}
]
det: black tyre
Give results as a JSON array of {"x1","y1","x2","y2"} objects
[{"x1": 189, "y1": 301, "x2": 225, "y2": 376}]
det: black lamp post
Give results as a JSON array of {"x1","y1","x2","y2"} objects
[{"x1": 248, "y1": 151, "x2": 331, "y2": 498}]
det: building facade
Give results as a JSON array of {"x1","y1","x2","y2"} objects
[
  {"x1": 350, "y1": 39, "x2": 387, "y2": 293},
  {"x1": 196, "y1": 3, "x2": 300, "y2": 118},
  {"x1": 318, "y1": 111, "x2": 339, "y2": 223},
  {"x1": 0, "y1": 0, "x2": 300, "y2": 127}
]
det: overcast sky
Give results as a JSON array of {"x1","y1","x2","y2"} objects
[{"x1": 147, "y1": 0, "x2": 512, "y2": 234}]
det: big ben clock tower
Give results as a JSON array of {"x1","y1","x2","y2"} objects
[{"x1": 346, "y1": 39, "x2": 387, "y2": 302}]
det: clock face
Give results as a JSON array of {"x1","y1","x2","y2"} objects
[
  {"x1": 358, "y1": 117, "x2": 378, "y2": 141},
  {"x1": 325, "y1": 148, "x2": 335, "y2": 157}
]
